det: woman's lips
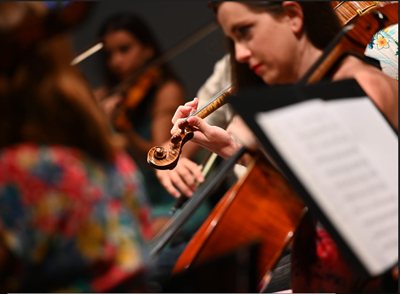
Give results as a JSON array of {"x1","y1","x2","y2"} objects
[{"x1": 251, "y1": 64, "x2": 262, "y2": 75}]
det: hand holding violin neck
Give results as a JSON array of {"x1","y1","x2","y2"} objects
[{"x1": 147, "y1": 86, "x2": 233, "y2": 170}]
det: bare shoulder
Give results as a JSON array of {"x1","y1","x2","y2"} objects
[
  {"x1": 355, "y1": 67, "x2": 398, "y2": 129},
  {"x1": 354, "y1": 68, "x2": 398, "y2": 102},
  {"x1": 332, "y1": 56, "x2": 397, "y2": 129},
  {"x1": 153, "y1": 79, "x2": 186, "y2": 111},
  {"x1": 155, "y1": 80, "x2": 185, "y2": 98}
]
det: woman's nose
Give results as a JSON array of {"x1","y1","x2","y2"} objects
[
  {"x1": 110, "y1": 52, "x2": 124, "y2": 69},
  {"x1": 235, "y1": 43, "x2": 251, "y2": 63}
]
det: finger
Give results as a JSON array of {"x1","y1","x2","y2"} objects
[
  {"x1": 172, "y1": 105, "x2": 192, "y2": 124},
  {"x1": 184, "y1": 98, "x2": 198, "y2": 107},
  {"x1": 178, "y1": 166, "x2": 197, "y2": 191},
  {"x1": 157, "y1": 172, "x2": 181, "y2": 198},
  {"x1": 184, "y1": 160, "x2": 205, "y2": 183},
  {"x1": 188, "y1": 97, "x2": 199, "y2": 116},
  {"x1": 170, "y1": 171, "x2": 194, "y2": 197},
  {"x1": 187, "y1": 116, "x2": 209, "y2": 132},
  {"x1": 170, "y1": 118, "x2": 187, "y2": 135}
]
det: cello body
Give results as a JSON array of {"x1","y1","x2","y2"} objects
[{"x1": 172, "y1": 155, "x2": 306, "y2": 289}]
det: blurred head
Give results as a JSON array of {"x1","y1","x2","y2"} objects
[
  {"x1": 0, "y1": 2, "x2": 120, "y2": 161},
  {"x1": 209, "y1": 1, "x2": 341, "y2": 88},
  {"x1": 100, "y1": 13, "x2": 161, "y2": 81}
]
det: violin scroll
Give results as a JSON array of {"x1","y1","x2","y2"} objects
[
  {"x1": 147, "y1": 123, "x2": 194, "y2": 170},
  {"x1": 147, "y1": 86, "x2": 233, "y2": 170}
]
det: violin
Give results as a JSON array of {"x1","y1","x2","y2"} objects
[
  {"x1": 332, "y1": 1, "x2": 389, "y2": 26},
  {"x1": 147, "y1": 86, "x2": 233, "y2": 170},
  {"x1": 111, "y1": 66, "x2": 161, "y2": 132},
  {"x1": 300, "y1": 1, "x2": 398, "y2": 85},
  {"x1": 74, "y1": 21, "x2": 220, "y2": 133}
]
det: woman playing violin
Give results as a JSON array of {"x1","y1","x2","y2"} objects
[
  {"x1": 170, "y1": 1, "x2": 398, "y2": 292},
  {"x1": 95, "y1": 13, "x2": 188, "y2": 233}
]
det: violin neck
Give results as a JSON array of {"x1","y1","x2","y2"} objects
[{"x1": 190, "y1": 86, "x2": 233, "y2": 119}]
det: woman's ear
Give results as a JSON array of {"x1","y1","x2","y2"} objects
[{"x1": 282, "y1": 1, "x2": 304, "y2": 34}]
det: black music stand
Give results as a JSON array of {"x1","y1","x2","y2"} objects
[{"x1": 229, "y1": 79, "x2": 398, "y2": 284}]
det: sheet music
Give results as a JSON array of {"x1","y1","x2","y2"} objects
[{"x1": 255, "y1": 97, "x2": 398, "y2": 276}]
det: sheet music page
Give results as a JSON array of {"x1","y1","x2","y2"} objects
[{"x1": 255, "y1": 97, "x2": 398, "y2": 276}]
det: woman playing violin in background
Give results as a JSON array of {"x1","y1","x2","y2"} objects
[
  {"x1": 170, "y1": 1, "x2": 398, "y2": 292},
  {"x1": 94, "y1": 13, "x2": 190, "y2": 234}
]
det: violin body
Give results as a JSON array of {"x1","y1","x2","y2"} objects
[
  {"x1": 112, "y1": 67, "x2": 161, "y2": 132},
  {"x1": 172, "y1": 155, "x2": 306, "y2": 290},
  {"x1": 332, "y1": 1, "x2": 386, "y2": 25},
  {"x1": 305, "y1": 1, "x2": 398, "y2": 85}
]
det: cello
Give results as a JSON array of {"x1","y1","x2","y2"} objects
[{"x1": 148, "y1": 1, "x2": 398, "y2": 292}]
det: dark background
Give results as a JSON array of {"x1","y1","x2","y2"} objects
[{"x1": 71, "y1": 1, "x2": 227, "y2": 100}]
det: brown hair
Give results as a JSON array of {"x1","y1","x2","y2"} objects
[
  {"x1": 0, "y1": 2, "x2": 121, "y2": 161},
  {"x1": 209, "y1": 1, "x2": 342, "y2": 90}
]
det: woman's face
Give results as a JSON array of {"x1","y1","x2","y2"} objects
[
  {"x1": 103, "y1": 30, "x2": 154, "y2": 80},
  {"x1": 217, "y1": 2, "x2": 303, "y2": 85}
]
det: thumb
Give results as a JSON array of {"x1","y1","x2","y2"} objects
[{"x1": 187, "y1": 116, "x2": 207, "y2": 132}]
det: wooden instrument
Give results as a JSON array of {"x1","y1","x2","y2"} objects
[
  {"x1": 112, "y1": 66, "x2": 161, "y2": 132},
  {"x1": 147, "y1": 86, "x2": 233, "y2": 170},
  {"x1": 76, "y1": 21, "x2": 220, "y2": 133},
  {"x1": 172, "y1": 154, "x2": 306, "y2": 291},
  {"x1": 332, "y1": 1, "x2": 388, "y2": 26},
  {"x1": 300, "y1": 1, "x2": 398, "y2": 85}
]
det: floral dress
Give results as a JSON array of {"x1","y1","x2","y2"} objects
[
  {"x1": 365, "y1": 24, "x2": 398, "y2": 80},
  {"x1": 0, "y1": 143, "x2": 152, "y2": 292}
]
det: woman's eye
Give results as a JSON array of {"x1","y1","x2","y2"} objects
[
  {"x1": 119, "y1": 45, "x2": 131, "y2": 53},
  {"x1": 238, "y1": 25, "x2": 251, "y2": 38}
]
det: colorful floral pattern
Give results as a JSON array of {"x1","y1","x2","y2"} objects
[
  {"x1": 365, "y1": 24, "x2": 398, "y2": 80},
  {"x1": 0, "y1": 143, "x2": 152, "y2": 292}
]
